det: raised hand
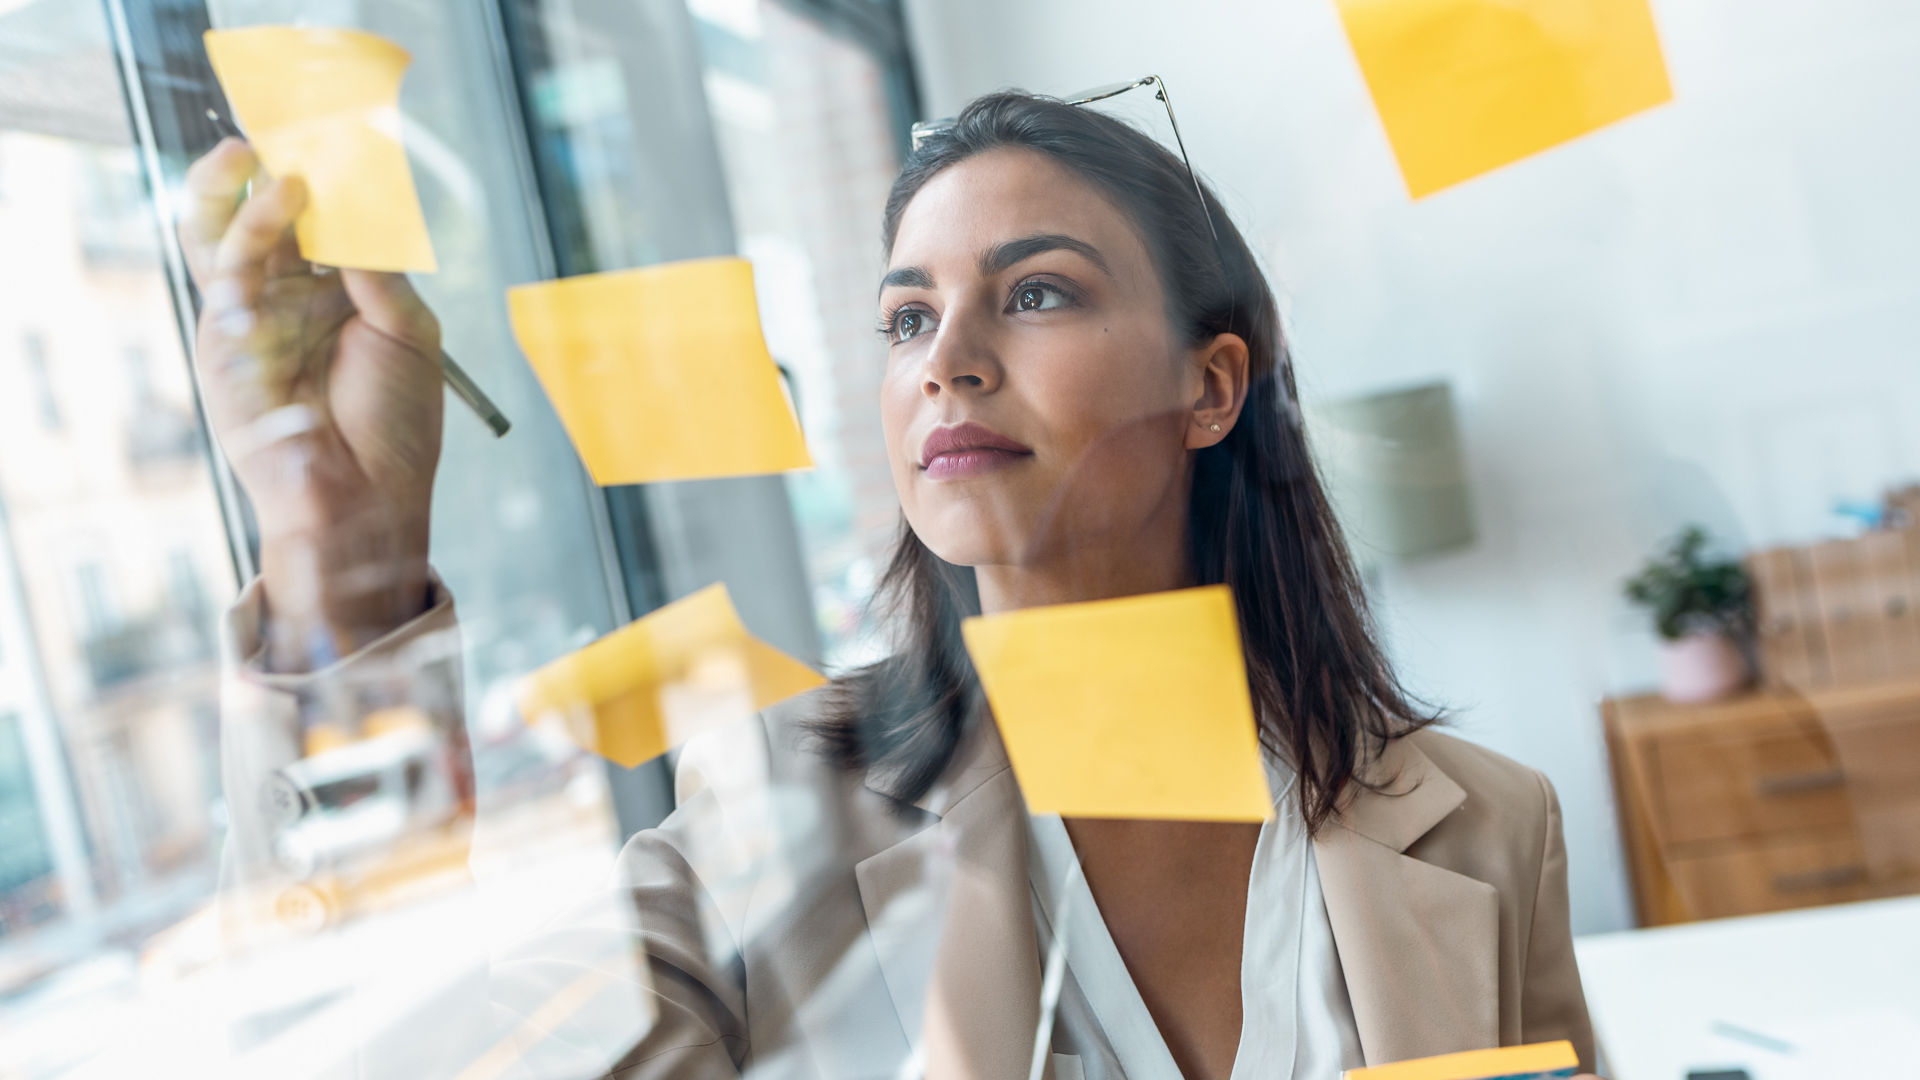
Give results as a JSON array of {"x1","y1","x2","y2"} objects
[{"x1": 180, "y1": 137, "x2": 446, "y2": 672}]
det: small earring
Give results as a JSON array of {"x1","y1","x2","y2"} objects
[{"x1": 1209, "y1": 422, "x2": 1221, "y2": 433}]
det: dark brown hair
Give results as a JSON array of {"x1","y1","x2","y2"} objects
[{"x1": 814, "y1": 91, "x2": 1438, "y2": 833}]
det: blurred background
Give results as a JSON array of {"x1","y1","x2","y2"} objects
[{"x1": 0, "y1": 0, "x2": 1916, "y2": 1076}]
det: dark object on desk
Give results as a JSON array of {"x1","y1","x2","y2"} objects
[{"x1": 1686, "y1": 1070, "x2": 1752, "y2": 1080}]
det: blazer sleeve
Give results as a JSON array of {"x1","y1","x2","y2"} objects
[
  {"x1": 587, "y1": 723, "x2": 771, "y2": 1078},
  {"x1": 215, "y1": 570, "x2": 468, "y2": 933},
  {"x1": 491, "y1": 796, "x2": 751, "y2": 1080},
  {"x1": 214, "y1": 572, "x2": 751, "y2": 1078},
  {"x1": 1521, "y1": 769, "x2": 1599, "y2": 1073}
]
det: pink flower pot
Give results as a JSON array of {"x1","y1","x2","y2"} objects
[{"x1": 1660, "y1": 631, "x2": 1751, "y2": 704}]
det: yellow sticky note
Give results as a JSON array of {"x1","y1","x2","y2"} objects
[
  {"x1": 203, "y1": 26, "x2": 436, "y2": 273},
  {"x1": 961, "y1": 586, "x2": 1272, "y2": 821},
  {"x1": 515, "y1": 583, "x2": 825, "y2": 768},
  {"x1": 1344, "y1": 1040, "x2": 1579, "y2": 1080},
  {"x1": 1336, "y1": 0, "x2": 1672, "y2": 198},
  {"x1": 507, "y1": 258, "x2": 813, "y2": 486}
]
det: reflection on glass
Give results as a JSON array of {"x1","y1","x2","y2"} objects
[
  {"x1": 0, "y1": 3, "x2": 231, "y2": 1071},
  {"x1": 691, "y1": 0, "x2": 904, "y2": 667},
  {"x1": 1, "y1": 1, "x2": 641, "y2": 1075}
]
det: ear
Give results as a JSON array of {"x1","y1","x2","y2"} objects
[{"x1": 1184, "y1": 332, "x2": 1251, "y2": 450}]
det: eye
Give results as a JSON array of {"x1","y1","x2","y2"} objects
[
  {"x1": 879, "y1": 306, "x2": 939, "y2": 345},
  {"x1": 1009, "y1": 281, "x2": 1073, "y2": 313}
]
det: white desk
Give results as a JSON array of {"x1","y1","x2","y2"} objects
[{"x1": 1574, "y1": 895, "x2": 1920, "y2": 1080}]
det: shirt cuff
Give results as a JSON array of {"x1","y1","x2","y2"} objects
[{"x1": 220, "y1": 569, "x2": 458, "y2": 691}]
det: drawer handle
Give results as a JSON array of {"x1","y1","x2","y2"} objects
[
  {"x1": 1772, "y1": 865, "x2": 1867, "y2": 893},
  {"x1": 1754, "y1": 769, "x2": 1845, "y2": 797}
]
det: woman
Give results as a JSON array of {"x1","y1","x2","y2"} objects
[{"x1": 191, "y1": 91, "x2": 1600, "y2": 1078}]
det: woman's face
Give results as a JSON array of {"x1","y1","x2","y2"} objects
[{"x1": 879, "y1": 147, "x2": 1227, "y2": 572}]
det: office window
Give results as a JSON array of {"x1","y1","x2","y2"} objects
[
  {"x1": 0, "y1": 0, "x2": 302, "y2": 1066},
  {"x1": 0, "y1": 2, "x2": 237, "y2": 1046},
  {"x1": 0, "y1": 0, "x2": 766, "y2": 1071},
  {"x1": 0, "y1": 0, "x2": 912, "y2": 1071},
  {"x1": 689, "y1": 0, "x2": 910, "y2": 666}
]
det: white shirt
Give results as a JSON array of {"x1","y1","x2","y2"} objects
[{"x1": 1026, "y1": 760, "x2": 1365, "y2": 1080}]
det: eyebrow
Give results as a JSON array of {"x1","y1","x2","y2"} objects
[{"x1": 876, "y1": 232, "x2": 1113, "y2": 298}]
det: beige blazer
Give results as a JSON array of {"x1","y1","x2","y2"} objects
[
  {"x1": 594, "y1": 698, "x2": 1597, "y2": 1078},
  {"x1": 220, "y1": 585, "x2": 1596, "y2": 1078}
]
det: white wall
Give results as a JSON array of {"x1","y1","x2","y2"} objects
[{"x1": 902, "y1": 0, "x2": 1920, "y2": 934}]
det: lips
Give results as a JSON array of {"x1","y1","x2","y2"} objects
[{"x1": 919, "y1": 421, "x2": 1033, "y2": 479}]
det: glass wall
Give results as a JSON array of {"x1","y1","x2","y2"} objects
[
  {"x1": 0, "y1": 0, "x2": 905, "y2": 1073},
  {"x1": 13, "y1": 0, "x2": 1919, "y2": 1076},
  {"x1": 499, "y1": 0, "x2": 824, "y2": 679},
  {"x1": 688, "y1": 0, "x2": 910, "y2": 667},
  {"x1": 0, "y1": 1, "x2": 233, "y2": 1037}
]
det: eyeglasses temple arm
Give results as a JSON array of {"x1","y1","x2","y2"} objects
[{"x1": 1150, "y1": 78, "x2": 1220, "y2": 246}]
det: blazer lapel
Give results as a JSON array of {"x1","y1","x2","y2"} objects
[
  {"x1": 854, "y1": 723, "x2": 1043, "y2": 1080},
  {"x1": 852, "y1": 723, "x2": 1498, "y2": 1073},
  {"x1": 1312, "y1": 734, "x2": 1501, "y2": 1067}
]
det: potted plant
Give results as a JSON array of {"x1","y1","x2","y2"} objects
[{"x1": 1623, "y1": 526, "x2": 1755, "y2": 703}]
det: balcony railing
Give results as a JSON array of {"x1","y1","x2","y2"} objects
[
  {"x1": 124, "y1": 405, "x2": 203, "y2": 467},
  {"x1": 81, "y1": 611, "x2": 212, "y2": 692}
]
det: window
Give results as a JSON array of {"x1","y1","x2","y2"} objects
[
  {"x1": 165, "y1": 547, "x2": 201, "y2": 613},
  {"x1": 0, "y1": 0, "x2": 773, "y2": 1071},
  {"x1": 0, "y1": 0, "x2": 916, "y2": 1071},
  {"x1": 123, "y1": 344, "x2": 153, "y2": 406},
  {"x1": 76, "y1": 146, "x2": 154, "y2": 265},
  {"x1": 0, "y1": 713, "x2": 56, "y2": 925},
  {"x1": 0, "y1": 0, "x2": 285, "y2": 1059},
  {"x1": 23, "y1": 333, "x2": 59, "y2": 430},
  {"x1": 687, "y1": 0, "x2": 914, "y2": 667},
  {"x1": 72, "y1": 560, "x2": 120, "y2": 639}
]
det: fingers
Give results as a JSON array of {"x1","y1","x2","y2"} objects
[
  {"x1": 194, "y1": 259, "x2": 352, "y2": 442},
  {"x1": 341, "y1": 269, "x2": 440, "y2": 356},
  {"x1": 213, "y1": 174, "x2": 309, "y2": 289},
  {"x1": 179, "y1": 137, "x2": 257, "y2": 287},
  {"x1": 198, "y1": 272, "x2": 353, "y2": 393},
  {"x1": 261, "y1": 226, "x2": 314, "y2": 280},
  {"x1": 194, "y1": 172, "x2": 311, "y2": 374}
]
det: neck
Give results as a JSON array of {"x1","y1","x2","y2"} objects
[{"x1": 974, "y1": 513, "x2": 1193, "y2": 614}]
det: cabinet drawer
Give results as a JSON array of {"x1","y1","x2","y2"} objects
[
  {"x1": 1663, "y1": 830, "x2": 1884, "y2": 920},
  {"x1": 1817, "y1": 699, "x2": 1920, "y2": 809},
  {"x1": 1651, "y1": 721, "x2": 1854, "y2": 847}
]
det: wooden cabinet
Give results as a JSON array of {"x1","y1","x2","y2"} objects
[
  {"x1": 1748, "y1": 528, "x2": 1920, "y2": 692},
  {"x1": 1604, "y1": 678, "x2": 1920, "y2": 925}
]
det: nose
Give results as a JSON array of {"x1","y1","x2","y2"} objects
[{"x1": 920, "y1": 304, "x2": 1003, "y2": 399}]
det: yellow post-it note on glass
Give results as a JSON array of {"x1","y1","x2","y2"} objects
[
  {"x1": 507, "y1": 257, "x2": 813, "y2": 486},
  {"x1": 960, "y1": 586, "x2": 1272, "y2": 821},
  {"x1": 515, "y1": 583, "x2": 825, "y2": 768},
  {"x1": 203, "y1": 26, "x2": 436, "y2": 272},
  {"x1": 1344, "y1": 1040, "x2": 1579, "y2": 1080},
  {"x1": 1335, "y1": 0, "x2": 1672, "y2": 198}
]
